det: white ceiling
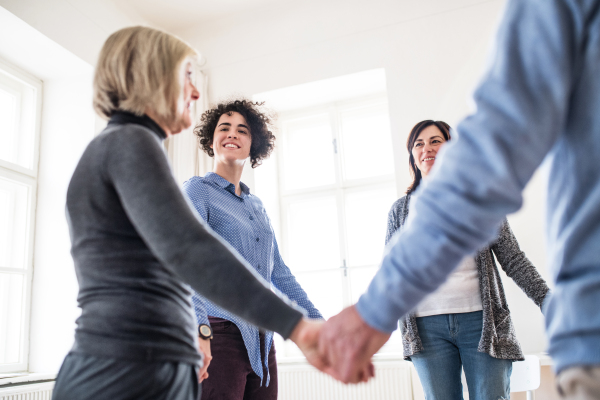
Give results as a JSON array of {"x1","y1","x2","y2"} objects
[{"x1": 118, "y1": 0, "x2": 297, "y2": 32}]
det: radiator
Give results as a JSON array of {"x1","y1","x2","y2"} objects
[
  {"x1": 0, "y1": 382, "x2": 54, "y2": 400},
  {"x1": 0, "y1": 362, "x2": 412, "y2": 400},
  {"x1": 278, "y1": 359, "x2": 414, "y2": 400}
]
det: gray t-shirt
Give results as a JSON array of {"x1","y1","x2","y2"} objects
[{"x1": 66, "y1": 112, "x2": 303, "y2": 366}]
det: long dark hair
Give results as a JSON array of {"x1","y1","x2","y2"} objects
[{"x1": 406, "y1": 120, "x2": 452, "y2": 194}]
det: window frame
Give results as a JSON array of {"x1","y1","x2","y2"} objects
[
  {"x1": 0, "y1": 57, "x2": 42, "y2": 373},
  {"x1": 272, "y1": 95, "x2": 403, "y2": 358}
]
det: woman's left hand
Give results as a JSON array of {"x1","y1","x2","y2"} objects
[{"x1": 198, "y1": 338, "x2": 212, "y2": 382}]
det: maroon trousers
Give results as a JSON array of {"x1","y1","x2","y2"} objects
[{"x1": 201, "y1": 317, "x2": 277, "y2": 400}]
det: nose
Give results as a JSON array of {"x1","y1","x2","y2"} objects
[
  {"x1": 190, "y1": 83, "x2": 200, "y2": 101},
  {"x1": 422, "y1": 143, "x2": 434, "y2": 153}
]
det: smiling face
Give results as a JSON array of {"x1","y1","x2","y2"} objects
[
  {"x1": 210, "y1": 111, "x2": 252, "y2": 166},
  {"x1": 411, "y1": 124, "x2": 447, "y2": 178}
]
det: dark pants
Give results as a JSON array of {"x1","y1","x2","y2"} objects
[
  {"x1": 201, "y1": 317, "x2": 277, "y2": 400},
  {"x1": 52, "y1": 353, "x2": 200, "y2": 400}
]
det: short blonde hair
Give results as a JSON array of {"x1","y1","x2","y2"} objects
[{"x1": 93, "y1": 26, "x2": 197, "y2": 120}]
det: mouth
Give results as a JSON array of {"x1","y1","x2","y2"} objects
[
  {"x1": 422, "y1": 157, "x2": 435, "y2": 162},
  {"x1": 223, "y1": 143, "x2": 240, "y2": 149}
]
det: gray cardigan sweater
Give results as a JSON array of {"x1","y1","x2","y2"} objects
[{"x1": 386, "y1": 194, "x2": 549, "y2": 361}]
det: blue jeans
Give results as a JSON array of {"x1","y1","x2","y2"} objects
[{"x1": 411, "y1": 311, "x2": 512, "y2": 400}]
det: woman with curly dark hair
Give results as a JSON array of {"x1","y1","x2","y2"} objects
[{"x1": 182, "y1": 100, "x2": 323, "y2": 400}]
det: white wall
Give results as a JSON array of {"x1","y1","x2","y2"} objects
[
  {"x1": 28, "y1": 75, "x2": 97, "y2": 373},
  {"x1": 177, "y1": 0, "x2": 552, "y2": 354},
  {"x1": 0, "y1": 0, "x2": 148, "y2": 66},
  {"x1": 0, "y1": 4, "x2": 136, "y2": 373}
]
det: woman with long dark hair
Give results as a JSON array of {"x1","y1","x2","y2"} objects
[{"x1": 386, "y1": 120, "x2": 550, "y2": 400}]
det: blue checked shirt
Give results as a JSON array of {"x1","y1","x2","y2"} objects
[{"x1": 183, "y1": 172, "x2": 322, "y2": 385}]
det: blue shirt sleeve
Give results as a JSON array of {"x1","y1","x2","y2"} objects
[
  {"x1": 182, "y1": 177, "x2": 209, "y2": 222},
  {"x1": 182, "y1": 177, "x2": 211, "y2": 325},
  {"x1": 271, "y1": 238, "x2": 324, "y2": 320},
  {"x1": 357, "y1": 0, "x2": 580, "y2": 332}
]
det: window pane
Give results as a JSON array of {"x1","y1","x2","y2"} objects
[
  {"x1": 349, "y1": 266, "x2": 403, "y2": 354},
  {"x1": 379, "y1": 329, "x2": 404, "y2": 354},
  {"x1": 0, "y1": 89, "x2": 18, "y2": 164},
  {"x1": 286, "y1": 196, "x2": 340, "y2": 272},
  {"x1": 0, "y1": 273, "x2": 24, "y2": 364},
  {"x1": 281, "y1": 114, "x2": 336, "y2": 191},
  {"x1": 274, "y1": 269, "x2": 344, "y2": 359},
  {"x1": 0, "y1": 74, "x2": 37, "y2": 170},
  {"x1": 293, "y1": 270, "x2": 344, "y2": 320},
  {"x1": 345, "y1": 186, "x2": 397, "y2": 267},
  {"x1": 0, "y1": 177, "x2": 31, "y2": 270},
  {"x1": 340, "y1": 104, "x2": 394, "y2": 181},
  {"x1": 349, "y1": 266, "x2": 378, "y2": 304}
]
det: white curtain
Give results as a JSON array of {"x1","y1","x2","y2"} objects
[{"x1": 165, "y1": 70, "x2": 213, "y2": 185}]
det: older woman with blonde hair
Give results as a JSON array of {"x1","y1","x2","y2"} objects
[{"x1": 51, "y1": 26, "x2": 322, "y2": 400}]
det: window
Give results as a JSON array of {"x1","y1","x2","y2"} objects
[
  {"x1": 0, "y1": 58, "x2": 42, "y2": 373},
  {"x1": 268, "y1": 96, "x2": 403, "y2": 358}
]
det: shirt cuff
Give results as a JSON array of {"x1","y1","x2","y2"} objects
[
  {"x1": 196, "y1": 314, "x2": 209, "y2": 326},
  {"x1": 356, "y1": 291, "x2": 400, "y2": 334}
]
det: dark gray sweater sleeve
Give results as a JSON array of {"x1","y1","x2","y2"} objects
[
  {"x1": 385, "y1": 197, "x2": 407, "y2": 245},
  {"x1": 104, "y1": 128, "x2": 303, "y2": 339},
  {"x1": 490, "y1": 219, "x2": 550, "y2": 309}
]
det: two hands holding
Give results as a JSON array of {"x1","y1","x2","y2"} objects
[{"x1": 197, "y1": 305, "x2": 391, "y2": 384}]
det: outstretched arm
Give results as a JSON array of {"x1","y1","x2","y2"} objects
[
  {"x1": 491, "y1": 220, "x2": 550, "y2": 309},
  {"x1": 271, "y1": 238, "x2": 323, "y2": 320},
  {"x1": 321, "y1": 0, "x2": 582, "y2": 383},
  {"x1": 105, "y1": 129, "x2": 303, "y2": 339}
]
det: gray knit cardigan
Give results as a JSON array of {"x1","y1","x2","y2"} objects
[{"x1": 386, "y1": 194, "x2": 550, "y2": 361}]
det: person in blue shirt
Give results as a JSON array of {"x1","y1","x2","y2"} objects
[
  {"x1": 317, "y1": 0, "x2": 600, "y2": 397},
  {"x1": 183, "y1": 99, "x2": 323, "y2": 400}
]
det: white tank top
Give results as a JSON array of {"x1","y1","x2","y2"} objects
[{"x1": 414, "y1": 255, "x2": 483, "y2": 317}]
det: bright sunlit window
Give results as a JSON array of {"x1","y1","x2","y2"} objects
[
  {"x1": 258, "y1": 94, "x2": 404, "y2": 358},
  {"x1": 0, "y1": 58, "x2": 42, "y2": 373}
]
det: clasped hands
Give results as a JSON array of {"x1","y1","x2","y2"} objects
[
  {"x1": 289, "y1": 305, "x2": 391, "y2": 384},
  {"x1": 197, "y1": 305, "x2": 391, "y2": 384}
]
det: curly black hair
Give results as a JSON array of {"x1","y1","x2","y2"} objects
[{"x1": 194, "y1": 99, "x2": 276, "y2": 168}]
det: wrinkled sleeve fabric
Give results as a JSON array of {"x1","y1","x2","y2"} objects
[
  {"x1": 271, "y1": 238, "x2": 324, "y2": 320},
  {"x1": 491, "y1": 220, "x2": 550, "y2": 309},
  {"x1": 104, "y1": 129, "x2": 303, "y2": 339},
  {"x1": 357, "y1": 0, "x2": 580, "y2": 333}
]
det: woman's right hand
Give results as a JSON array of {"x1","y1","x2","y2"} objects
[{"x1": 198, "y1": 338, "x2": 212, "y2": 382}]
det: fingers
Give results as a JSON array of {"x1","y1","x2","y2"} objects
[{"x1": 292, "y1": 312, "x2": 383, "y2": 385}]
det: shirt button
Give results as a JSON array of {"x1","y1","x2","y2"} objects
[
  {"x1": 256, "y1": 237, "x2": 260, "y2": 242},
  {"x1": 249, "y1": 216, "x2": 254, "y2": 220},
  {"x1": 257, "y1": 265, "x2": 261, "y2": 269}
]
